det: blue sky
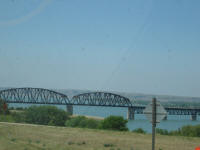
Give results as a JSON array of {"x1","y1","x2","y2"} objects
[{"x1": 0, "y1": 0, "x2": 200, "y2": 97}]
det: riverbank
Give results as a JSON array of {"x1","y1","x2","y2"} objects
[
  {"x1": 0, "y1": 122, "x2": 199, "y2": 150},
  {"x1": 72, "y1": 114, "x2": 104, "y2": 120}
]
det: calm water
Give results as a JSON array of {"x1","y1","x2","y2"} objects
[{"x1": 10, "y1": 104, "x2": 200, "y2": 133}]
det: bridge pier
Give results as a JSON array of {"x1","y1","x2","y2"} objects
[
  {"x1": 127, "y1": 107, "x2": 135, "y2": 120},
  {"x1": 191, "y1": 114, "x2": 197, "y2": 121},
  {"x1": 163, "y1": 115, "x2": 167, "y2": 120},
  {"x1": 66, "y1": 105, "x2": 73, "y2": 115}
]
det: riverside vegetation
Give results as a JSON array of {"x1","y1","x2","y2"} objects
[
  {"x1": 1, "y1": 98, "x2": 200, "y2": 137},
  {"x1": 1, "y1": 106, "x2": 128, "y2": 131},
  {"x1": 156, "y1": 125, "x2": 200, "y2": 137},
  {"x1": 0, "y1": 98, "x2": 128, "y2": 131}
]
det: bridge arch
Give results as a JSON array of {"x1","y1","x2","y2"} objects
[
  {"x1": 72, "y1": 92, "x2": 133, "y2": 107},
  {"x1": 0, "y1": 87, "x2": 70, "y2": 105}
]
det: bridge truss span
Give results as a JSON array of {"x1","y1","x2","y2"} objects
[
  {"x1": 1, "y1": 88, "x2": 199, "y2": 120},
  {"x1": 0, "y1": 88, "x2": 134, "y2": 107},
  {"x1": 72, "y1": 92, "x2": 133, "y2": 107},
  {"x1": 0, "y1": 88, "x2": 71, "y2": 105},
  {"x1": 165, "y1": 107, "x2": 200, "y2": 115}
]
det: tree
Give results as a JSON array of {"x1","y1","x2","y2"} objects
[
  {"x1": 133, "y1": 128, "x2": 146, "y2": 134},
  {"x1": 65, "y1": 116, "x2": 101, "y2": 129},
  {"x1": 24, "y1": 105, "x2": 70, "y2": 126},
  {"x1": 100, "y1": 116, "x2": 128, "y2": 131}
]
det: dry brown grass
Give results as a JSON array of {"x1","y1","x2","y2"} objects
[{"x1": 0, "y1": 122, "x2": 199, "y2": 150}]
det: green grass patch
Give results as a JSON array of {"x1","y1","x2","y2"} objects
[{"x1": 0, "y1": 115, "x2": 15, "y2": 122}]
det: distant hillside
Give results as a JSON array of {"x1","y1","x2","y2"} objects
[{"x1": 54, "y1": 89, "x2": 200, "y2": 102}]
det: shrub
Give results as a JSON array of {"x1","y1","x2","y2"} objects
[
  {"x1": 11, "y1": 138, "x2": 16, "y2": 142},
  {"x1": 66, "y1": 115, "x2": 128, "y2": 131},
  {"x1": 104, "y1": 143, "x2": 114, "y2": 147},
  {"x1": 65, "y1": 116, "x2": 100, "y2": 129},
  {"x1": 100, "y1": 116, "x2": 128, "y2": 131},
  {"x1": 24, "y1": 105, "x2": 70, "y2": 126},
  {"x1": 68, "y1": 141, "x2": 74, "y2": 145},
  {"x1": 156, "y1": 128, "x2": 169, "y2": 135},
  {"x1": 16, "y1": 107, "x2": 25, "y2": 110},
  {"x1": 11, "y1": 112, "x2": 26, "y2": 123},
  {"x1": 77, "y1": 141, "x2": 86, "y2": 145},
  {"x1": 0, "y1": 114, "x2": 15, "y2": 122},
  {"x1": 85, "y1": 118, "x2": 101, "y2": 129},
  {"x1": 66, "y1": 116, "x2": 86, "y2": 127},
  {"x1": 28, "y1": 139, "x2": 32, "y2": 144},
  {"x1": 180, "y1": 125, "x2": 200, "y2": 137},
  {"x1": 9, "y1": 107, "x2": 14, "y2": 110},
  {"x1": 156, "y1": 125, "x2": 200, "y2": 137},
  {"x1": 132, "y1": 128, "x2": 146, "y2": 134}
]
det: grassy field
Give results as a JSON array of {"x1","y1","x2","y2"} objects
[{"x1": 0, "y1": 122, "x2": 199, "y2": 150}]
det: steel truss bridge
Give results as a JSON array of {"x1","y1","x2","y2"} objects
[{"x1": 0, "y1": 88, "x2": 200, "y2": 120}]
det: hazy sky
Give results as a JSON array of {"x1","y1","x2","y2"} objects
[{"x1": 0, "y1": 0, "x2": 200, "y2": 97}]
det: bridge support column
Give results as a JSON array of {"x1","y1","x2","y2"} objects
[
  {"x1": 191, "y1": 114, "x2": 197, "y2": 121},
  {"x1": 163, "y1": 115, "x2": 167, "y2": 121},
  {"x1": 66, "y1": 105, "x2": 73, "y2": 115},
  {"x1": 127, "y1": 107, "x2": 135, "y2": 120}
]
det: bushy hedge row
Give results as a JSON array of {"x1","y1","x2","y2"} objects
[
  {"x1": 0, "y1": 114, "x2": 15, "y2": 122},
  {"x1": 2, "y1": 103, "x2": 199, "y2": 136},
  {"x1": 132, "y1": 128, "x2": 146, "y2": 134},
  {"x1": 156, "y1": 124, "x2": 200, "y2": 137},
  {"x1": 100, "y1": 116, "x2": 128, "y2": 131},
  {"x1": 25, "y1": 106, "x2": 70, "y2": 126},
  {"x1": 66, "y1": 115, "x2": 129, "y2": 131},
  {"x1": 10, "y1": 105, "x2": 70, "y2": 126},
  {"x1": 65, "y1": 116, "x2": 100, "y2": 129},
  {"x1": 0, "y1": 103, "x2": 129, "y2": 131}
]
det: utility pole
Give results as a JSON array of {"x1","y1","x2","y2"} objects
[
  {"x1": 152, "y1": 98, "x2": 156, "y2": 150},
  {"x1": 144, "y1": 97, "x2": 167, "y2": 150}
]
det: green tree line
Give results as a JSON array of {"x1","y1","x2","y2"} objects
[
  {"x1": 156, "y1": 125, "x2": 200, "y2": 137},
  {"x1": 0, "y1": 98, "x2": 128, "y2": 131}
]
